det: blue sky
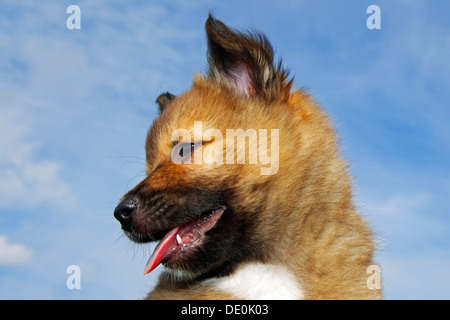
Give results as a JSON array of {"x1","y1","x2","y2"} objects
[{"x1": 0, "y1": 0, "x2": 449, "y2": 299}]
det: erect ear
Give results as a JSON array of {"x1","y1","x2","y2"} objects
[
  {"x1": 205, "y1": 14, "x2": 292, "y2": 102},
  {"x1": 156, "y1": 92, "x2": 176, "y2": 112}
]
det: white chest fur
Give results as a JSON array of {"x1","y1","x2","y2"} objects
[{"x1": 207, "y1": 263, "x2": 304, "y2": 300}]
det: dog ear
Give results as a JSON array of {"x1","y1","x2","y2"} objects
[
  {"x1": 156, "y1": 92, "x2": 176, "y2": 112},
  {"x1": 205, "y1": 14, "x2": 292, "y2": 102}
]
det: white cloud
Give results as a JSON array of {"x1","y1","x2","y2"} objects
[
  {"x1": 378, "y1": 252, "x2": 450, "y2": 299},
  {"x1": 0, "y1": 235, "x2": 33, "y2": 265},
  {"x1": 0, "y1": 0, "x2": 204, "y2": 211},
  {"x1": 0, "y1": 108, "x2": 74, "y2": 209},
  {"x1": 358, "y1": 191, "x2": 450, "y2": 299},
  {"x1": 363, "y1": 192, "x2": 446, "y2": 242}
]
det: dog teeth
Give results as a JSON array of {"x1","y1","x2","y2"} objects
[{"x1": 176, "y1": 234, "x2": 182, "y2": 245}]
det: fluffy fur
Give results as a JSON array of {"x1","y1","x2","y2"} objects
[{"x1": 114, "y1": 15, "x2": 383, "y2": 300}]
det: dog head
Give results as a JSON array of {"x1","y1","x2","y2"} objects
[{"x1": 114, "y1": 15, "x2": 310, "y2": 280}]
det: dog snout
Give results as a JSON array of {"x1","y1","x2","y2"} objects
[{"x1": 114, "y1": 197, "x2": 138, "y2": 231}]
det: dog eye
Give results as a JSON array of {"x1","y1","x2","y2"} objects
[
  {"x1": 171, "y1": 141, "x2": 202, "y2": 163},
  {"x1": 178, "y1": 142, "x2": 196, "y2": 158}
]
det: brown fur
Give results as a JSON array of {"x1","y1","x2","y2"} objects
[{"x1": 117, "y1": 15, "x2": 382, "y2": 300}]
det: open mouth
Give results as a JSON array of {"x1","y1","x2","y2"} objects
[{"x1": 143, "y1": 206, "x2": 226, "y2": 275}]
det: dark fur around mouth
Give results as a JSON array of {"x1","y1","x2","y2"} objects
[
  {"x1": 123, "y1": 205, "x2": 223, "y2": 244},
  {"x1": 125, "y1": 184, "x2": 226, "y2": 239},
  {"x1": 121, "y1": 184, "x2": 265, "y2": 279}
]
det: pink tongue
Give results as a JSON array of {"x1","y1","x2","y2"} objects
[
  {"x1": 142, "y1": 207, "x2": 225, "y2": 275},
  {"x1": 143, "y1": 226, "x2": 179, "y2": 275}
]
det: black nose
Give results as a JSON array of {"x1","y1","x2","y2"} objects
[{"x1": 114, "y1": 197, "x2": 138, "y2": 231}]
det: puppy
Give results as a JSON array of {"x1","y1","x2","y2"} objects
[{"x1": 114, "y1": 15, "x2": 382, "y2": 300}]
